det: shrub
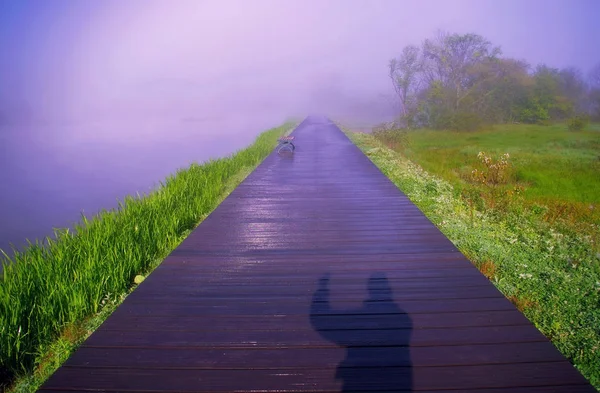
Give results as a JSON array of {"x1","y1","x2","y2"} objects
[
  {"x1": 372, "y1": 127, "x2": 410, "y2": 151},
  {"x1": 450, "y1": 111, "x2": 485, "y2": 132},
  {"x1": 567, "y1": 114, "x2": 590, "y2": 131},
  {"x1": 519, "y1": 102, "x2": 550, "y2": 124}
]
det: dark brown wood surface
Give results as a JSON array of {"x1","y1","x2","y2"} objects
[{"x1": 39, "y1": 116, "x2": 595, "y2": 392}]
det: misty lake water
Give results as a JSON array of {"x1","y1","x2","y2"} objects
[{"x1": 0, "y1": 114, "x2": 286, "y2": 261}]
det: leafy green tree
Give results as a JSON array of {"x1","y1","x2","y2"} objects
[{"x1": 531, "y1": 65, "x2": 573, "y2": 121}]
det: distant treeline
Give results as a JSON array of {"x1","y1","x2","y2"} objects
[{"x1": 389, "y1": 31, "x2": 600, "y2": 130}]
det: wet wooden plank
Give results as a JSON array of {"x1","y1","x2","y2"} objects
[
  {"x1": 39, "y1": 116, "x2": 595, "y2": 392},
  {"x1": 136, "y1": 274, "x2": 495, "y2": 292},
  {"x1": 140, "y1": 269, "x2": 489, "y2": 287},
  {"x1": 38, "y1": 386, "x2": 595, "y2": 393},
  {"x1": 138, "y1": 268, "x2": 484, "y2": 283},
  {"x1": 64, "y1": 342, "x2": 566, "y2": 368},
  {"x1": 41, "y1": 362, "x2": 591, "y2": 391},
  {"x1": 158, "y1": 253, "x2": 471, "y2": 268},
  {"x1": 124, "y1": 284, "x2": 502, "y2": 303},
  {"x1": 81, "y1": 325, "x2": 547, "y2": 349},
  {"x1": 110, "y1": 297, "x2": 516, "y2": 317},
  {"x1": 169, "y1": 244, "x2": 461, "y2": 256},
  {"x1": 100, "y1": 310, "x2": 533, "y2": 331}
]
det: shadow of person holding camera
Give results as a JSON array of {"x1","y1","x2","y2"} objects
[{"x1": 310, "y1": 272, "x2": 413, "y2": 392}]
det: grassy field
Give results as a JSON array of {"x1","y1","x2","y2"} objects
[
  {"x1": 374, "y1": 123, "x2": 600, "y2": 239},
  {"x1": 347, "y1": 124, "x2": 600, "y2": 390},
  {"x1": 399, "y1": 123, "x2": 600, "y2": 203},
  {"x1": 0, "y1": 121, "x2": 295, "y2": 392}
]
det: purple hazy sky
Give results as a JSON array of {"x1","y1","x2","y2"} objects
[
  {"x1": 0, "y1": 0, "x2": 598, "y2": 256},
  {"x1": 0, "y1": 0, "x2": 599, "y2": 130}
]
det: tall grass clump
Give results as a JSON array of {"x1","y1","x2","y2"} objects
[
  {"x1": 0, "y1": 122, "x2": 294, "y2": 388},
  {"x1": 372, "y1": 123, "x2": 410, "y2": 153}
]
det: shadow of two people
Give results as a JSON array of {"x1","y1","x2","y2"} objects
[{"x1": 310, "y1": 272, "x2": 413, "y2": 392}]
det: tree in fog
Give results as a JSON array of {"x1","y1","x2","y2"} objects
[
  {"x1": 389, "y1": 45, "x2": 422, "y2": 127},
  {"x1": 421, "y1": 31, "x2": 501, "y2": 111},
  {"x1": 388, "y1": 30, "x2": 599, "y2": 129},
  {"x1": 588, "y1": 63, "x2": 600, "y2": 120},
  {"x1": 559, "y1": 67, "x2": 588, "y2": 113}
]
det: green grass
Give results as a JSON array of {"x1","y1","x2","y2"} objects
[
  {"x1": 395, "y1": 123, "x2": 600, "y2": 204},
  {"x1": 0, "y1": 121, "x2": 295, "y2": 391},
  {"x1": 346, "y1": 129, "x2": 600, "y2": 390},
  {"x1": 373, "y1": 123, "x2": 600, "y2": 244}
]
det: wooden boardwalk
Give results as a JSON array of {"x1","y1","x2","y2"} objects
[{"x1": 40, "y1": 116, "x2": 594, "y2": 392}]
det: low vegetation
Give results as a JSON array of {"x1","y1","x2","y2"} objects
[
  {"x1": 568, "y1": 114, "x2": 592, "y2": 132},
  {"x1": 373, "y1": 123, "x2": 600, "y2": 233},
  {"x1": 347, "y1": 125, "x2": 600, "y2": 389},
  {"x1": 0, "y1": 121, "x2": 295, "y2": 391}
]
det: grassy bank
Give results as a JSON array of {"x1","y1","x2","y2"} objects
[
  {"x1": 346, "y1": 129, "x2": 600, "y2": 389},
  {"x1": 0, "y1": 121, "x2": 295, "y2": 391}
]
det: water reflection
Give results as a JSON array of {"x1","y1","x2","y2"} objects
[{"x1": 0, "y1": 116, "x2": 280, "y2": 258}]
